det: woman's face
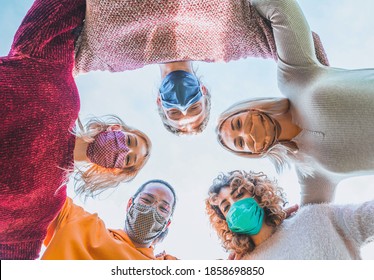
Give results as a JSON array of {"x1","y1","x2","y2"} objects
[
  {"x1": 87, "y1": 126, "x2": 148, "y2": 169},
  {"x1": 214, "y1": 186, "x2": 253, "y2": 218},
  {"x1": 219, "y1": 111, "x2": 277, "y2": 154}
]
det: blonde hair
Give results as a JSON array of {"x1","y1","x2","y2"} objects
[
  {"x1": 73, "y1": 115, "x2": 152, "y2": 197},
  {"x1": 217, "y1": 97, "x2": 302, "y2": 174},
  {"x1": 206, "y1": 170, "x2": 287, "y2": 256}
]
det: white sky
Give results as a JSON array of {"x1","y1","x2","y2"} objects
[{"x1": 1, "y1": 0, "x2": 373, "y2": 260}]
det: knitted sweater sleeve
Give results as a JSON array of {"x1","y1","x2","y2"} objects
[
  {"x1": 332, "y1": 200, "x2": 374, "y2": 248},
  {"x1": 9, "y1": 0, "x2": 85, "y2": 63},
  {"x1": 297, "y1": 169, "x2": 341, "y2": 205},
  {"x1": 250, "y1": 0, "x2": 321, "y2": 67}
]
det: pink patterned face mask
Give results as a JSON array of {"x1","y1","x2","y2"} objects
[{"x1": 86, "y1": 131, "x2": 130, "y2": 169}]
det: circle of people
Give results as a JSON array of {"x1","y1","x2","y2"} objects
[{"x1": 1, "y1": 0, "x2": 373, "y2": 260}]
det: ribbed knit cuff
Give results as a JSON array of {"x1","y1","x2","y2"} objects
[{"x1": 0, "y1": 240, "x2": 42, "y2": 260}]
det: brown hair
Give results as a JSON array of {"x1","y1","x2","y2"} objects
[{"x1": 206, "y1": 170, "x2": 287, "y2": 256}]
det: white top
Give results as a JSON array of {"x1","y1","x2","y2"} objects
[
  {"x1": 251, "y1": 0, "x2": 374, "y2": 204},
  {"x1": 242, "y1": 200, "x2": 374, "y2": 260}
]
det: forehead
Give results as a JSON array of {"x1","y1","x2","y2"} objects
[{"x1": 140, "y1": 183, "x2": 174, "y2": 204}]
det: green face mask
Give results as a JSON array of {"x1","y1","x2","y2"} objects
[{"x1": 226, "y1": 197, "x2": 264, "y2": 235}]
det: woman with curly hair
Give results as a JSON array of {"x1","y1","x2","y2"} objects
[{"x1": 206, "y1": 170, "x2": 374, "y2": 259}]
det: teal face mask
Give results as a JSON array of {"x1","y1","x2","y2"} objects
[{"x1": 226, "y1": 197, "x2": 264, "y2": 235}]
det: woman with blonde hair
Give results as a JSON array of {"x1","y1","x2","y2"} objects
[
  {"x1": 73, "y1": 115, "x2": 151, "y2": 197},
  {"x1": 206, "y1": 170, "x2": 374, "y2": 259},
  {"x1": 217, "y1": 0, "x2": 374, "y2": 205}
]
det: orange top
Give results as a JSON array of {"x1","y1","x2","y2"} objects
[{"x1": 42, "y1": 198, "x2": 165, "y2": 260}]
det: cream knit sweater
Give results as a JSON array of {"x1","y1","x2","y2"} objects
[
  {"x1": 241, "y1": 200, "x2": 374, "y2": 260},
  {"x1": 251, "y1": 0, "x2": 374, "y2": 204},
  {"x1": 74, "y1": 0, "x2": 328, "y2": 73}
]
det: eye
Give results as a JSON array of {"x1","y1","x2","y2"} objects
[
  {"x1": 239, "y1": 137, "x2": 244, "y2": 148},
  {"x1": 223, "y1": 205, "x2": 230, "y2": 213},
  {"x1": 236, "y1": 118, "x2": 242, "y2": 129},
  {"x1": 190, "y1": 104, "x2": 200, "y2": 111},
  {"x1": 159, "y1": 206, "x2": 169, "y2": 214},
  {"x1": 127, "y1": 135, "x2": 131, "y2": 146},
  {"x1": 125, "y1": 155, "x2": 130, "y2": 166},
  {"x1": 235, "y1": 192, "x2": 244, "y2": 199},
  {"x1": 141, "y1": 198, "x2": 151, "y2": 204}
]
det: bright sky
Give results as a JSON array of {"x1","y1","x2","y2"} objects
[{"x1": 1, "y1": 0, "x2": 373, "y2": 260}]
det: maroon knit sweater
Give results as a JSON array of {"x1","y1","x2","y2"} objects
[{"x1": 0, "y1": 0, "x2": 85, "y2": 259}]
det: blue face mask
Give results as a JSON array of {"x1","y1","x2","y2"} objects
[
  {"x1": 226, "y1": 197, "x2": 264, "y2": 235},
  {"x1": 159, "y1": 70, "x2": 203, "y2": 111}
]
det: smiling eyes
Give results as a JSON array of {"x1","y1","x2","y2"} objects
[
  {"x1": 140, "y1": 197, "x2": 170, "y2": 214},
  {"x1": 166, "y1": 103, "x2": 203, "y2": 120},
  {"x1": 234, "y1": 137, "x2": 245, "y2": 150},
  {"x1": 120, "y1": 134, "x2": 139, "y2": 168}
]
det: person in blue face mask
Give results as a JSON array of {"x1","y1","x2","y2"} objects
[
  {"x1": 206, "y1": 170, "x2": 374, "y2": 260},
  {"x1": 157, "y1": 62, "x2": 211, "y2": 135}
]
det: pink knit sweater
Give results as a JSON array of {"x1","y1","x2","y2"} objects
[
  {"x1": 0, "y1": 0, "x2": 85, "y2": 259},
  {"x1": 75, "y1": 0, "x2": 328, "y2": 73}
]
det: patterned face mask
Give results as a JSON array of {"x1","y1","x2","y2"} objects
[
  {"x1": 86, "y1": 131, "x2": 130, "y2": 168},
  {"x1": 125, "y1": 202, "x2": 168, "y2": 245}
]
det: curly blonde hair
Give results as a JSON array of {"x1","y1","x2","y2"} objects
[
  {"x1": 73, "y1": 115, "x2": 152, "y2": 197},
  {"x1": 206, "y1": 170, "x2": 287, "y2": 256}
]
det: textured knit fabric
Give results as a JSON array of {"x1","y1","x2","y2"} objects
[
  {"x1": 240, "y1": 200, "x2": 374, "y2": 259},
  {"x1": 74, "y1": 0, "x2": 329, "y2": 73},
  {"x1": 0, "y1": 0, "x2": 85, "y2": 259},
  {"x1": 42, "y1": 198, "x2": 175, "y2": 260},
  {"x1": 251, "y1": 0, "x2": 374, "y2": 204}
]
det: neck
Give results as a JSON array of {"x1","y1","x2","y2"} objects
[
  {"x1": 73, "y1": 137, "x2": 90, "y2": 162},
  {"x1": 251, "y1": 221, "x2": 276, "y2": 247},
  {"x1": 274, "y1": 111, "x2": 302, "y2": 141},
  {"x1": 159, "y1": 61, "x2": 194, "y2": 78}
]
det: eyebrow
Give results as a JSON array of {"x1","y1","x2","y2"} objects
[{"x1": 230, "y1": 118, "x2": 235, "y2": 131}]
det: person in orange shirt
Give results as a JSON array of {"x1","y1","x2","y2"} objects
[{"x1": 42, "y1": 179, "x2": 177, "y2": 260}]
